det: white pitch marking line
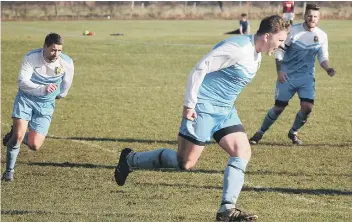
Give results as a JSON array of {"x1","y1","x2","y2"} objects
[
  {"x1": 248, "y1": 184, "x2": 352, "y2": 210},
  {"x1": 1, "y1": 122, "x2": 116, "y2": 154},
  {"x1": 53, "y1": 136, "x2": 116, "y2": 154}
]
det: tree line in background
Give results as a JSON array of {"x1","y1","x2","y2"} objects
[{"x1": 2, "y1": 1, "x2": 352, "y2": 20}]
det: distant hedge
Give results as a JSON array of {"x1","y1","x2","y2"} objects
[{"x1": 2, "y1": 1, "x2": 352, "y2": 21}]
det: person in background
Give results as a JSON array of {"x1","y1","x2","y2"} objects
[
  {"x1": 225, "y1": 13, "x2": 250, "y2": 35},
  {"x1": 283, "y1": 1, "x2": 295, "y2": 25},
  {"x1": 249, "y1": 4, "x2": 336, "y2": 145}
]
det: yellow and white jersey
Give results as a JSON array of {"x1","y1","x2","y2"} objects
[{"x1": 18, "y1": 48, "x2": 74, "y2": 101}]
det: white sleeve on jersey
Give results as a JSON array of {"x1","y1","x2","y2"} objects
[
  {"x1": 58, "y1": 60, "x2": 74, "y2": 98},
  {"x1": 18, "y1": 56, "x2": 47, "y2": 96},
  {"x1": 317, "y1": 34, "x2": 329, "y2": 63},
  {"x1": 183, "y1": 42, "x2": 244, "y2": 109}
]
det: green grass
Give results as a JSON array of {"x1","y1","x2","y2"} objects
[{"x1": 1, "y1": 20, "x2": 351, "y2": 222}]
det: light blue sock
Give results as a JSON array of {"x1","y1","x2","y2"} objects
[
  {"x1": 259, "y1": 108, "x2": 281, "y2": 133},
  {"x1": 5, "y1": 141, "x2": 21, "y2": 173},
  {"x1": 22, "y1": 132, "x2": 29, "y2": 146},
  {"x1": 219, "y1": 157, "x2": 248, "y2": 213},
  {"x1": 127, "y1": 148, "x2": 179, "y2": 169},
  {"x1": 291, "y1": 110, "x2": 309, "y2": 132}
]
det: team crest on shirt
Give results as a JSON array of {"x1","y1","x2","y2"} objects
[
  {"x1": 313, "y1": 36, "x2": 319, "y2": 43},
  {"x1": 55, "y1": 66, "x2": 64, "y2": 75}
]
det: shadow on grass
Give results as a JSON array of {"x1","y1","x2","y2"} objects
[
  {"x1": 46, "y1": 135, "x2": 217, "y2": 145},
  {"x1": 254, "y1": 141, "x2": 352, "y2": 148},
  {"x1": 1, "y1": 210, "x2": 49, "y2": 215},
  {"x1": 0, "y1": 209, "x2": 129, "y2": 217},
  {"x1": 25, "y1": 162, "x2": 351, "y2": 177},
  {"x1": 26, "y1": 161, "x2": 115, "y2": 169},
  {"x1": 47, "y1": 136, "x2": 179, "y2": 145},
  {"x1": 135, "y1": 182, "x2": 352, "y2": 196},
  {"x1": 47, "y1": 136, "x2": 351, "y2": 148}
]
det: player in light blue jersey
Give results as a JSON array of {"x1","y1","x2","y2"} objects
[
  {"x1": 2, "y1": 33, "x2": 74, "y2": 181},
  {"x1": 249, "y1": 4, "x2": 336, "y2": 146},
  {"x1": 114, "y1": 15, "x2": 289, "y2": 221}
]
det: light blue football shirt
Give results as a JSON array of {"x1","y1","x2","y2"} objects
[
  {"x1": 275, "y1": 23, "x2": 329, "y2": 79},
  {"x1": 184, "y1": 35, "x2": 261, "y2": 108},
  {"x1": 18, "y1": 48, "x2": 74, "y2": 102}
]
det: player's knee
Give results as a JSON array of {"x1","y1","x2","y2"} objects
[
  {"x1": 180, "y1": 163, "x2": 194, "y2": 171},
  {"x1": 273, "y1": 106, "x2": 285, "y2": 115},
  {"x1": 302, "y1": 108, "x2": 312, "y2": 116},
  {"x1": 177, "y1": 156, "x2": 195, "y2": 171},
  {"x1": 301, "y1": 104, "x2": 313, "y2": 115},
  {"x1": 234, "y1": 140, "x2": 252, "y2": 160},
  {"x1": 27, "y1": 143, "x2": 41, "y2": 151}
]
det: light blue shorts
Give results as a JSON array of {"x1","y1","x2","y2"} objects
[
  {"x1": 12, "y1": 92, "x2": 55, "y2": 136},
  {"x1": 178, "y1": 103, "x2": 244, "y2": 145},
  {"x1": 275, "y1": 77, "x2": 315, "y2": 106}
]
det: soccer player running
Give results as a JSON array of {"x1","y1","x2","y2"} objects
[
  {"x1": 2, "y1": 33, "x2": 74, "y2": 181},
  {"x1": 249, "y1": 4, "x2": 336, "y2": 146},
  {"x1": 115, "y1": 15, "x2": 289, "y2": 221},
  {"x1": 114, "y1": 15, "x2": 289, "y2": 221}
]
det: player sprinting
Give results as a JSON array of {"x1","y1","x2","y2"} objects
[
  {"x1": 249, "y1": 4, "x2": 336, "y2": 146},
  {"x1": 114, "y1": 15, "x2": 289, "y2": 221},
  {"x1": 2, "y1": 33, "x2": 74, "y2": 181}
]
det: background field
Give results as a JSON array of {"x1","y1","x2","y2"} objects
[{"x1": 1, "y1": 20, "x2": 351, "y2": 222}]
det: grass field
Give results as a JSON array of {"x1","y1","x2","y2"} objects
[{"x1": 1, "y1": 20, "x2": 351, "y2": 222}]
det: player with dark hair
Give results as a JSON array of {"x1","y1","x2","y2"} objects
[
  {"x1": 250, "y1": 4, "x2": 336, "y2": 145},
  {"x1": 2, "y1": 33, "x2": 74, "y2": 181}
]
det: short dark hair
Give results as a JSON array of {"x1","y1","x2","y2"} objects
[
  {"x1": 256, "y1": 15, "x2": 290, "y2": 35},
  {"x1": 44, "y1": 33, "x2": 63, "y2": 47},
  {"x1": 241, "y1": 13, "x2": 247, "y2": 17},
  {"x1": 306, "y1": 3, "x2": 320, "y2": 11}
]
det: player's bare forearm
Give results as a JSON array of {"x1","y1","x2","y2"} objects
[
  {"x1": 320, "y1": 60, "x2": 330, "y2": 71},
  {"x1": 320, "y1": 60, "x2": 336, "y2": 77}
]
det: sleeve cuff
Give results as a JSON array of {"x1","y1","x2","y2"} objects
[{"x1": 183, "y1": 101, "x2": 196, "y2": 109}]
